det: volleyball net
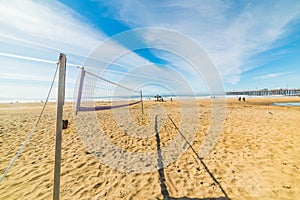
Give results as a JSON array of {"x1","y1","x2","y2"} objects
[{"x1": 75, "y1": 68, "x2": 143, "y2": 113}]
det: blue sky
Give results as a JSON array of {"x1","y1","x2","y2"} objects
[{"x1": 0, "y1": 0, "x2": 300, "y2": 100}]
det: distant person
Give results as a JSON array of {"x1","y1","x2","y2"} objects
[
  {"x1": 171, "y1": 97, "x2": 173, "y2": 102},
  {"x1": 243, "y1": 97, "x2": 246, "y2": 102},
  {"x1": 238, "y1": 97, "x2": 241, "y2": 101}
]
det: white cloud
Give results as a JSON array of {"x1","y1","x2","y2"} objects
[
  {"x1": 253, "y1": 72, "x2": 289, "y2": 80},
  {"x1": 0, "y1": 0, "x2": 104, "y2": 54},
  {"x1": 0, "y1": 0, "x2": 166, "y2": 99},
  {"x1": 2, "y1": 0, "x2": 299, "y2": 100},
  {"x1": 85, "y1": 52, "x2": 198, "y2": 95},
  {"x1": 0, "y1": 52, "x2": 57, "y2": 64},
  {"x1": 0, "y1": 72, "x2": 52, "y2": 82},
  {"x1": 100, "y1": 0, "x2": 300, "y2": 84},
  {"x1": 129, "y1": 28, "x2": 225, "y2": 93},
  {"x1": 0, "y1": 0, "x2": 163, "y2": 70}
]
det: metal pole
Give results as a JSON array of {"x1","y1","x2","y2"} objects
[
  {"x1": 140, "y1": 90, "x2": 144, "y2": 115},
  {"x1": 53, "y1": 53, "x2": 66, "y2": 200},
  {"x1": 76, "y1": 67, "x2": 85, "y2": 114}
]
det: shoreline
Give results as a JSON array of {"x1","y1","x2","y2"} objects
[{"x1": 0, "y1": 95, "x2": 299, "y2": 104}]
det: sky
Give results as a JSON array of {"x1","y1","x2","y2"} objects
[{"x1": 0, "y1": 0, "x2": 300, "y2": 101}]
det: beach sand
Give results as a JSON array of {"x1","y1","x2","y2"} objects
[{"x1": 0, "y1": 97, "x2": 299, "y2": 199}]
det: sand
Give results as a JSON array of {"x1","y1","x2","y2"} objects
[{"x1": 0, "y1": 97, "x2": 299, "y2": 200}]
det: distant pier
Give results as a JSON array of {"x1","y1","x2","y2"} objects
[{"x1": 226, "y1": 88, "x2": 300, "y2": 96}]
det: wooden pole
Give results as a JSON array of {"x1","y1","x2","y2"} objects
[
  {"x1": 140, "y1": 90, "x2": 144, "y2": 115},
  {"x1": 76, "y1": 67, "x2": 85, "y2": 114},
  {"x1": 53, "y1": 53, "x2": 66, "y2": 200}
]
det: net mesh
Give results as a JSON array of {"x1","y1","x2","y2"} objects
[{"x1": 76, "y1": 69, "x2": 141, "y2": 112}]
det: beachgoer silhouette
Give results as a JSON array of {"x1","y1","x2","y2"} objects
[
  {"x1": 243, "y1": 97, "x2": 245, "y2": 102},
  {"x1": 238, "y1": 97, "x2": 241, "y2": 101}
]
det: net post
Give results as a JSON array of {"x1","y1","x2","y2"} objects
[
  {"x1": 140, "y1": 90, "x2": 144, "y2": 115},
  {"x1": 76, "y1": 67, "x2": 85, "y2": 114},
  {"x1": 53, "y1": 53, "x2": 66, "y2": 200}
]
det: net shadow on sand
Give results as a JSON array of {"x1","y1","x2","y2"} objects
[{"x1": 155, "y1": 115, "x2": 230, "y2": 200}]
